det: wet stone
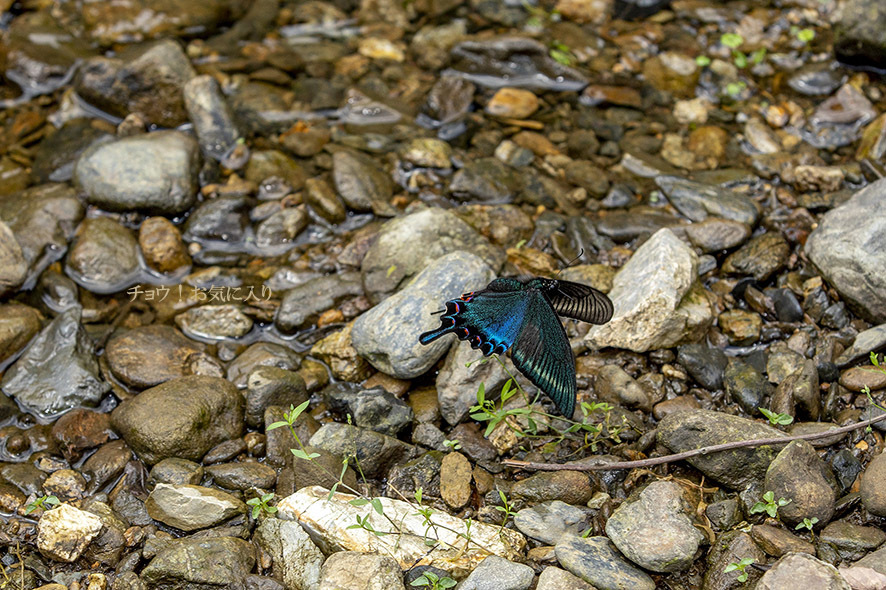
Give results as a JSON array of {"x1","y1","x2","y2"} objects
[
  {"x1": 227, "y1": 342, "x2": 302, "y2": 389},
  {"x1": 183, "y1": 74, "x2": 241, "y2": 162},
  {"x1": 276, "y1": 272, "x2": 364, "y2": 332},
  {"x1": 718, "y1": 309, "x2": 762, "y2": 346},
  {"x1": 751, "y1": 523, "x2": 815, "y2": 557},
  {"x1": 677, "y1": 343, "x2": 728, "y2": 391},
  {"x1": 323, "y1": 384, "x2": 413, "y2": 436},
  {"x1": 308, "y1": 423, "x2": 416, "y2": 479},
  {"x1": 860, "y1": 451, "x2": 886, "y2": 517},
  {"x1": 205, "y1": 462, "x2": 277, "y2": 491},
  {"x1": 756, "y1": 553, "x2": 850, "y2": 590},
  {"x1": 449, "y1": 157, "x2": 523, "y2": 203},
  {"x1": 683, "y1": 218, "x2": 751, "y2": 253},
  {"x1": 145, "y1": 483, "x2": 246, "y2": 531},
  {"x1": 555, "y1": 536, "x2": 655, "y2": 590},
  {"x1": 764, "y1": 440, "x2": 836, "y2": 527},
  {"x1": 0, "y1": 303, "x2": 42, "y2": 365},
  {"x1": 141, "y1": 537, "x2": 255, "y2": 590},
  {"x1": 458, "y1": 556, "x2": 534, "y2": 590},
  {"x1": 175, "y1": 304, "x2": 253, "y2": 340},
  {"x1": 183, "y1": 195, "x2": 250, "y2": 245},
  {"x1": 138, "y1": 217, "x2": 191, "y2": 274},
  {"x1": 486, "y1": 88, "x2": 539, "y2": 120},
  {"x1": 840, "y1": 366, "x2": 886, "y2": 392},
  {"x1": 703, "y1": 530, "x2": 767, "y2": 589},
  {"x1": 657, "y1": 176, "x2": 759, "y2": 226},
  {"x1": 37, "y1": 503, "x2": 104, "y2": 563},
  {"x1": 514, "y1": 500, "x2": 590, "y2": 545},
  {"x1": 820, "y1": 521, "x2": 886, "y2": 561},
  {"x1": 244, "y1": 366, "x2": 308, "y2": 429},
  {"x1": 245, "y1": 150, "x2": 308, "y2": 191},
  {"x1": 512, "y1": 471, "x2": 594, "y2": 505},
  {"x1": 332, "y1": 150, "x2": 396, "y2": 217},
  {"x1": 723, "y1": 232, "x2": 791, "y2": 282},
  {"x1": 150, "y1": 458, "x2": 204, "y2": 486},
  {"x1": 67, "y1": 217, "x2": 140, "y2": 293},
  {"x1": 50, "y1": 409, "x2": 114, "y2": 463}
]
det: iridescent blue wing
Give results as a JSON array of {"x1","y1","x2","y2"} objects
[
  {"x1": 546, "y1": 280, "x2": 613, "y2": 325},
  {"x1": 510, "y1": 291, "x2": 576, "y2": 418}
]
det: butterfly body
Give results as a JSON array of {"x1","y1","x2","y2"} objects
[{"x1": 419, "y1": 277, "x2": 613, "y2": 417}]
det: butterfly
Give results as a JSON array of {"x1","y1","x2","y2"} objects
[{"x1": 419, "y1": 277, "x2": 614, "y2": 417}]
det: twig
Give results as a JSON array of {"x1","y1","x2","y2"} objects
[{"x1": 503, "y1": 413, "x2": 886, "y2": 472}]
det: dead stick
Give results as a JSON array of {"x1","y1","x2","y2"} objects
[{"x1": 502, "y1": 413, "x2": 886, "y2": 472}]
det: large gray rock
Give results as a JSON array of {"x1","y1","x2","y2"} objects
[
  {"x1": 458, "y1": 556, "x2": 535, "y2": 590},
  {"x1": 254, "y1": 518, "x2": 324, "y2": 590},
  {"x1": 183, "y1": 74, "x2": 241, "y2": 161},
  {"x1": 436, "y1": 340, "x2": 516, "y2": 425},
  {"x1": 1, "y1": 307, "x2": 108, "y2": 419},
  {"x1": 66, "y1": 217, "x2": 140, "y2": 293},
  {"x1": 805, "y1": 177, "x2": 886, "y2": 323},
  {"x1": 656, "y1": 175, "x2": 759, "y2": 226},
  {"x1": 835, "y1": 0, "x2": 886, "y2": 68},
  {"x1": 585, "y1": 228, "x2": 713, "y2": 352},
  {"x1": 764, "y1": 440, "x2": 837, "y2": 527},
  {"x1": 555, "y1": 536, "x2": 655, "y2": 590},
  {"x1": 757, "y1": 553, "x2": 850, "y2": 590},
  {"x1": 352, "y1": 250, "x2": 495, "y2": 379},
  {"x1": 111, "y1": 375, "x2": 243, "y2": 465},
  {"x1": 74, "y1": 130, "x2": 201, "y2": 215},
  {"x1": 360, "y1": 207, "x2": 504, "y2": 304},
  {"x1": 141, "y1": 537, "x2": 256, "y2": 590}
]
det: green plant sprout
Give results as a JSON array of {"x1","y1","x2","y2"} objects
[
  {"x1": 410, "y1": 571, "x2": 457, "y2": 589},
  {"x1": 792, "y1": 26, "x2": 815, "y2": 44},
  {"x1": 862, "y1": 352, "x2": 886, "y2": 433},
  {"x1": 724, "y1": 557, "x2": 755, "y2": 583},
  {"x1": 443, "y1": 439, "x2": 462, "y2": 450},
  {"x1": 795, "y1": 517, "x2": 819, "y2": 533},
  {"x1": 246, "y1": 493, "x2": 278, "y2": 520},
  {"x1": 494, "y1": 490, "x2": 517, "y2": 530},
  {"x1": 24, "y1": 495, "x2": 59, "y2": 515},
  {"x1": 726, "y1": 80, "x2": 748, "y2": 97},
  {"x1": 695, "y1": 55, "x2": 712, "y2": 67},
  {"x1": 549, "y1": 41, "x2": 576, "y2": 66},
  {"x1": 759, "y1": 408, "x2": 794, "y2": 426},
  {"x1": 750, "y1": 491, "x2": 792, "y2": 518}
]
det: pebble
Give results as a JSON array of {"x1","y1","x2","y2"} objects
[
  {"x1": 486, "y1": 88, "x2": 540, "y2": 120},
  {"x1": 440, "y1": 451, "x2": 472, "y2": 509},
  {"x1": 554, "y1": 536, "x2": 655, "y2": 590}
]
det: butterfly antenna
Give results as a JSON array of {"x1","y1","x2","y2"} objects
[
  {"x1": 555, "y1": 249, "x2": 585, "y2": 278},
  {"x1": 430, "y1": 309, "x2": 445, "y2": 315}
]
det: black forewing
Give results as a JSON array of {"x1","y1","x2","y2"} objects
[
  {"x1": 510, "y1": 291, "x2": 576, "y2": 418},
  {"x1": 546, "y1": 280, "x2": 614, "y2": 325}
]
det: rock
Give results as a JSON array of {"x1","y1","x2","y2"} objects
[
  {"x1": 205, "y1": 462, "x2": 277, "y2": 491},
  {"x1": 227, "y1": 342, "x2": 302, "y2": 389},
  {"x1": 514, "y1": 501, "x2": 590, "y2": 545},
  {"x1": 723, "y1": 232, "x2": 791, "y2": 282},
  {"x1": 536, "y1": 566, "x2": 595, "y2": 590},
  {"x1": 304, "y1": 178, "x2": 346, "y2": 223},
  {"x1": 805, "y1": 177, "x2": 886, "y2": 323},
  {"x1": 605, "y1": 481, "x2": 704, "y2": 572},
  {"x1": 723, "y1": 357, "x2": 769, "y2": 414},
  {"x1": 353, "y1": 250, "x2": 496, "y2": 379},
  {"x1": 657, "y1": 409, "x2": 786, "y2": 489},
  {"x1": 308, "y1": 423, "x2": 416, "y2": 479},
  {"x1": 756, "y1": 553, "x2": 850, "y2": 590},
  {"x1": 458, "y1": 556, "x2": 534, "y2": 590},
  {"x1": 820, "y1": 521, "x2": 886, "y2": 561},
  {"x1": 512, "y1": 471, "x2": 594, "y2": 505},
  {"x1": 66, "y1": 217, "x2": 140, "y2": 293},
  {"x1": 138, "y1": 216, "x2": 191, "y2": 273},
  {"x1": 254, "y1": 519, "x2": 324, "y2": 590},
  {"x1": 555, "y1": 536, "x2": 655, "y2": 590},
  {"x1": 254, "y1": 206, "x2": 308, "y2": 250},
  {"x1": 642, "y1": 51, "x2": 699, "y2": 98},
  {"x1": 751, "y1": 524, "x2": 815, "y2": 557},
  {"x1": 74, "y1": 130, "x2": 200, "y2": 215},
  {"x1": 585, "y1": 228, "x2": 713, "y2": 352},
  {"x1": 683, "y1": 218, "x2": 751, "y2": 254},
  {"x1": 245, "y1": 150, "x2": 308, "y2": 190},
  {"x1": 324, "y1": 385, "x2": 413, "y2": 436},
  {"x1": 860, "y1": 451, "x2": 886, "y2": 516},
  {"x1": 151, "y1": 458, "x2": 203, "y2": 486},
  {"x1": 175, "y1": 304, "x2": 253, "y2": 340},
  {"x1": 183, "y1": 75, "x2": 241, "y2": 161},
  {"x1": 836, "y1": 324, "x2": 886, "y2": 366},
  {"x1": 73, "y1": 39, "x2": 196, "y2": 127},
  {"x1": 703, "y1": 530, "x2": 767, "y2": 589},
  {"x1": 245, "y1": 367, "x2": 308, "y2": 428},
  {"x1": 276, "y1": 272, "x2": 364, "y2": 332},
  {"x1": 486, "y1": 88, "x2": 539, "y2": 120},
  {"x1": 436, "y1": 340, "x2": 515, "y2": 425},
  {"x1": 400, "y1": 138, "x2": 453, "y2": 169},
  {"x1": 1, "y1": 307, "x2": 108, "y2": 419},
  {"x1": 677, "y1": 343, "x2": 728, "y2": 391},
  {"x1": 145, "y1": 483, "x2": 246, "y2": 531},
  {"x1": 111, "y1": 375, "x2": 243, "y2": 465},
  {"x1": 834, "y1": 0, "x2": 886, "y2": 68},
  {"x1": 0, "y1": 221, "x2": 27, "y2": 296},
  {"x1": 278, "y1": 486, "x2": 525, "y2": 574},
  {"x1": 318, "y1": 552, "x2": 405, "y2": 590},
  {"x1": 37, "y1": 503, "x2": 103, "y2": 562},
  {"x1": 449, "y1": 157, "x2": 523, "y2": 203},
  {"x1": 764, "y1": 440, "x2": 837, "y2": 527},
  {"x1": 0, "y1": 303, "x2": 42, "y2": 365},
  {"x1": 141, "y1": 537, "x2": 255, "y2": 590},
  {"x1": 182, "y1": 195, "x2": 249, "y2": 245},
  {"x1": 718, "y1": 309, "x2": 762, "y2": 346},
  {"x1": 440, "y1": 451, "x2": 472, "y2": 509},
  {"x1": 656, "y1": 176, "x2": 759, "y2": 226},
  {"x1": 310, "y1": 323, "x2": 372, "y2": 383},
  {"x1": 333, "y1": 150, "x2": 396, "y2": 217},
  {"x1": 105, "y1": 325, "x2": 203, "y2": 390},
  {"x1": 595, "y1": 365, "x2": 653, "y2": 411}
]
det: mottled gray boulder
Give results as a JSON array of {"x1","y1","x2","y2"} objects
[
  {"x1": 436, "y1": 340, "x2": 516, "y2": 425},
  {"x1": 352, "y1": 250, "x2": 495, "y2": 379},
  {"x1": 605, "y1": 481, "x2": 704, "y2": 572},
  {"x1": 308, "y1": 423, "x2": 417, "y2": 479},
  {"x1": 657, "y1": 409, "x2": 786, "y2": 489},
  {"x1": 111, "y1": 375, "x2": 243, "y2": 465},
  {"x1": 555, "y1": 536, "x2": 655, "y2": 590},
  {"x1": 656, "y1": 175, "x2": 759, "y2": 226},
  {"x1": 805, "y1": 177, "x2": 886, "y2": 323},
  {"x1": 275, "y1": 272, "x2": 364, "y2": 332},
  {"x1": 585, "y1": 228, "x2": 713, "y2": 352},
  {"x1": 757, "y1": 553, "x2": 850, "y2": 590},
  {"x1": 514, "y1": 501, "x2": 590, "y2": 545},
  {"x1": 458, "y1": 556, "x2": 535, "y2": 590},
  {"x1": 75, "y1": 130, "x2": 201, "y2": 215},
  {"x1": 1, "y1": 307, "x2": 108, "y2": 419},
  {"x1": 141, "y1": 537, "x2": 255, "y2": 590},
  {"x1": 360, "y1": 207, "x2": 504, "y2": 304},
  {"x1": 254, "y1": 519, "x2": 324, "y2": 590}
]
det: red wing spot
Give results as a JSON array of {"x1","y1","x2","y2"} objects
[{"x1": 460, "y1": 328, "x2": 470, "y2": 338}]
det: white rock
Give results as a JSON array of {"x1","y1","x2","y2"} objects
[
  {"x1": 37, "y1": 503, "x2": 103, "y2": 562},
  {"x1": 255, "y1": 519, "x2": 324, "y2": 590}
]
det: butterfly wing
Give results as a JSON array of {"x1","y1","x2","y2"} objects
[
  {"x1": 510, "y1": 291, "x2": 577, "y2": 418},
  {"x1": 546, "y1": 279, "x2": 613, "y2": 325}
]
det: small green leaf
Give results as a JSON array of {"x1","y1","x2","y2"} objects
[
  {"x1": 349, "y1": 498, "x2": 370, "y2": 507},
  {"x1": 695, "y1": 55, "x2": 711, "y2": 67},
  {"x1": 724, "y1": 563, "x2": 739, "y2": 573},
  {"x1": 721, "y1": 33, "x2": 744, "y2": 49},
  {"x1": 370, "y1": 498, "x2": 384, "y2": 515},
  {"x1": 796, "y1": 28, "x2": 815, "y2": 43},
  {"x1": 291, "y1": 449, "x2": 320, "y2": 460},
  {"x1": 266, "y1": 421, "x2": 289, "y2": 431}
]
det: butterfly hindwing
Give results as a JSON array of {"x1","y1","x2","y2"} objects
[
  {"x1": 545, "y1": 279, "x2": 614, "y2": 325},
  {"x1": 510, "y1": 290, "x2": 577, "y2": 418}
]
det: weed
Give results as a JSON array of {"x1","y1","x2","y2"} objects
[
  {"x1": 549, "y1": 41, "x2": 576, "y2": 66},
  {"x1": 246, "y1": 493, "x2": 278, "y2": 520},
  {"x1": 759, "y1": 408, "x2": 794, "y2": 426},
  {"x1": 792, "y1": 26, "x2": 815, "y2": 44},
  {"x1": 795, "y1": 516, "x2": 818, "y2": 534},
  {"x1": 410, "y1": 571, "x2": 457, "y2": 589},
  {"x1": 443, "y1": 439, "x2": 462, "y2": 451},
  {"x1": 24, "y1": 495, "x2": 59, "y2": 515},
  {"x1": 724, "y1": 557, "x2": 755, "y2": 583},
  {"x1": 750, "y1": 490, "x2": 792, "y2": 518}
]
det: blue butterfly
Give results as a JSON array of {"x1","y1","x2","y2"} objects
[{"x1": 419, "y1": 277, "x2": 614, "y2": 417}]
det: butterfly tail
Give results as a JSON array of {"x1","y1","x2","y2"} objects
[{"x1": 419, "y1": 324, "x2": 455, "y2": 345}]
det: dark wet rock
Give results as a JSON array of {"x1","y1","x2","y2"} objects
[
  {"x1": 32, "y1": 119, "x2": 112, "y2": 184},
  {"x1": 837, "y1": 325, "x2": 886, "y2": 367},
  {"x1": 227, "y1": 342, "x2": 303, "y2": 389},
  {"x1": 594, "y1": 209, "x2": 685, "y2": 243},
  {"x1": 80, "y1": 499, "x2": 127, "y2": 566},
  {"x1": 324, "y1": 384, "x2": 413, "y2": 437},
  {"x1": 141, "y1": 537, "x2": 255, "y2": 590},
  {"x1": 73, "y1": 39, "x2": 195, "y2": 127},
  {"x1": 821, "y1": 521, "x2": 886, "y2": 561},
  {"x1": 263, "y1": 404, "x2": 317, "y2": 468},
  {"x1": 1, "y1": 462, "x2": 48, "y2": 496},
  {"x1": 555, "y1": 536, "x2": 655, "y2": 590},
  {"x1": 719, "y1": 309, "x2": 762, "y2": 346},
  {"x1": 145, "y1": 483, "x2": 246, "y2": 531},
  {"x1": 111, "y1": 375, "x2": 243, "y2": 465},
  {"x1": 304, "y1": 178, "x2": 347, "y2": 224},
  {"x1": 176, "y1": 304, "x2": 253, "y2": 340},
  {"x1": 800, "y1": 84, "x2": 876, "y2": 148},
  {"x1": 705, "y1": 498, "x2": 740, "y2": 531},
  {"x1": 787, "y1": 64, "x2": 845, "y2": 97},
  {"x1": 203, "y1": 437, "x2": 247, "y2": 464},
  {"x1": 447, "y1": 37, "x2": 588, "y2": 91},
  {"x1": 449, "y1": 157, "x2": 523, "y2": 203},
  {"x1": 318, "y1": 552, "x2": 405, "y2": 590},
  {"x1": 834, "y1": 0, "x2": 886, "y2": 68},
  {"x1": 606, "y1": 481, "x2": 704, "y2": 572},
  {"x1": 183, "y1": 75, "x2": 242, "y2": 162},
  {"x1": 514, "y1": 500, "x2": 590, "y2": 545},
  {"x1": 50, "y1": 409, "x2": 114, "y2": 463},
  {"x1": 138, "y1": 216, "x2": 191, "y2": 274},
  {"x1": 805, "y1": 177, "x2": 886, "y2": 323},
  {"x1": 43, "y1": 469, "x2": 87, "y2": 503},
  {"x1": 205, "y1": 462, "x2": 277, "y2": 491},
  {"x1": 360, "y1": 207, "x2": 504, "y2": 304},
  {"x1": 563, "y1": 160, "x2": 610, "y2": 198},
  {"x1": 586, "y1": 228, "x2": 713, "y2": 352},
  {"x1": 254, "y1": 206, "x2": 309, "y2": 250},
  {"x1": 105, "y1": 325, "x2": 203, "y2": 390},
  {"x1": 254, "y1": 518, "x2": 324, "y2": 590},
  {"x1": 332, "y1": 150, "x2": 396, "y2": 217},
  {"x1": 860, "y1": 451, "x2": 886, "y2": 516},
  {"x1": 512, "y1": 471, "x2": 594, "y2": 505},
  {"x1": 0, "y1": 158, "x2": 29, "y2": 196},
  {"x1": 75, "y1": 131, "x2": 200, "y2": 215},
  {"x1": 183, "y1": 195, "x2": 250, "y2": 243},
  {"x1": 245, "y1": 150, "x2": 308, "y2": 191},
  {"x1": 722, "y1": 231, "x2": 790, "y2": 282},
  {"x1": 595, "y1": 365, "x2": 654, "y2": 411},
  {"x1": 308, "y1": 423, "x2": 417, "y2": 479},
  {"x1": 150, "y1": 458, "x2": 204, "y2": 486},
  {"x1": 764, "y1": 440, "x2": 836, "y2": 527},
  {"x1": 657, "y1": 409, "x2": 786, "y2": 489},
  {"x1": 245, "y1": 367, "x2": 307, "y2": 429},
  {"x1": 459, "y1": 556, "x2": 534, "y2": 590},
  {"x1": 276, "y1": 272, "x2": 364, "y2": 332},
  {"x1": 0, "y1": 303, "x2": 40, "y2": 366},
  {"x1": 756, "y1": 553, "x2": 849, "y2": 590},
  {"x1": 353, "y1": 250, "x2": 496, "y2": 379},
  {"x1": 768, "y1": 288, "x2": 804, "y2": 323},
  {"x1": 448, "y1": 423, "x2": 498, "y2": 463},
  {"x1": 80, "y1": 439, "x2": 131, "y2": 494},
  {"x1": 453, "y1": 204, "x2": 534, "y2": 249},
  {"x1": 387, "y1": 451, "x2": 444, "y2": 499},
  {"x1": 657, "y1": 176, "x2": 759, "y2": 226},
  {"x1": 703, "y1": 530, "x2": 767, "y2": 589},
  {"x1": 419, "y1": 75, "x2": 475, "y2": 135},
  {"x1": 683, "y1": 218, "x2": 751, "y2": 253},
  {"x1": 677, "y1": 343, "x2": 728, "y2": 391},
  {"x1": 751, "y1": 523, "x2": 815, "y2": 557},
  {"x1": 642, "y1": 51, "x2": 699, "y2": 99},
  {"x1": 723, "y1": 357, "x2": 769, "y2": 414},
  {"x1": 0, "y1": 184, "x2": 84, "y2": 275},
  {"x1": 1, "y1": 307, "x2": 107, "y2": 419},
  {"x1": 66, "y1": 217, "x2": 140, "y2": 293},
  {"x1": 830, "y1": 449, "x2": 863, "y2": 494}
]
